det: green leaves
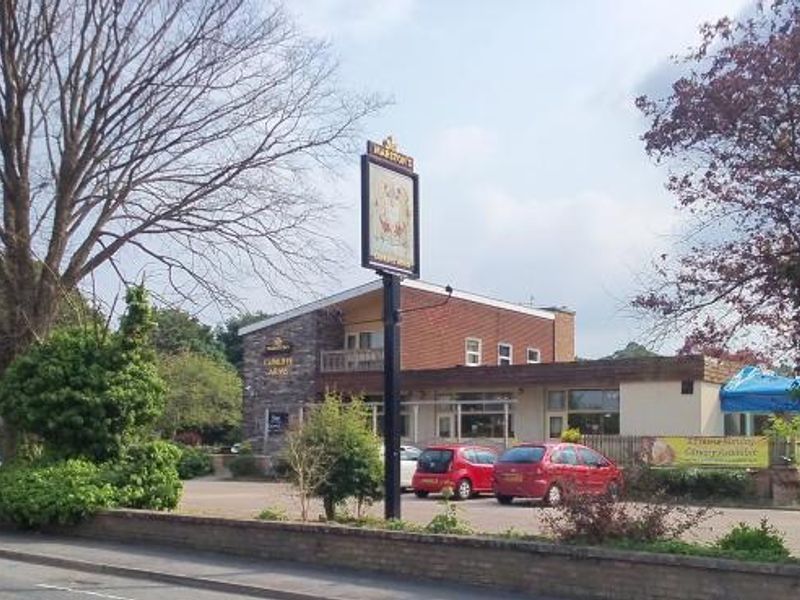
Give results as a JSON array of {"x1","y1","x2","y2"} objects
[{"x1": 0, "y1": 285, "x2": 165, "y2": 461}]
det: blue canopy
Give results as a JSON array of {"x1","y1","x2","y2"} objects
[{"x1": 720, "y1": 366, "x2": 800, "y2": 413}]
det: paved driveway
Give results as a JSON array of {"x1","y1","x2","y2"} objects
[{"x1": 179, "y1": 480, "x2": 800, "y2": 554}]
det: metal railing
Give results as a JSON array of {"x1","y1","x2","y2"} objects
[{"x1": 320, "y1": 348, "x2": 384, "y2": 373}]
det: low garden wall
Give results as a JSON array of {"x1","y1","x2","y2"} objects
[{"x1": 51, "y1": 510, "x2": 800, "y2": 600}]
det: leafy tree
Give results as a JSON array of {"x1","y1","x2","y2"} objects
[
  {"x1": 634, "y1": 2, "x2": 800, "y2": 365},
  {"x1": 157, "y1": 352, "x2": 242, "y2": 439},
  {"x1": 298, "y1": 393, "x2": 383, "y2": 520},
  {"x1": 215, "y1": 312, "x2": 270, "y2": 373},
  {"x1": 153, "y1": 308, "x2": 224, "y2": 359},
  {"x1": 0, "y1": 286, "x2": 165, "y2": 461},
  {"x1": 602, "y1": 342, "x2": 659, "y2": 360}
]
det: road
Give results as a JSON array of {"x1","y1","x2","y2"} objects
[
  {"x1": 0, "y1": 533, "x2": 546, "y2": 600},
  {"x1": 0, "y1": 557, "x2": 280, "y2": 600},
  {"x1": 179, "y1": 479, "x2": 800, "y2": 554}
]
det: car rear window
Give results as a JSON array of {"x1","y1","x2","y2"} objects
[
  {"x1": 499, "y1": 446, "x2": 546, "y2": 464},
  {"x1": 417, "y1": 449, "x2": 454, "y2": 473}
]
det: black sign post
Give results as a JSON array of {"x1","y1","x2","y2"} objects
[
  {"x1": 361, "y1": 137, "x2": 419, "y2": 520},
  {"x1": 382, "y1": 272, "x2": 401, "y2": 519}
]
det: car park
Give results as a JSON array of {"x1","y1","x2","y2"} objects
[
  {"x1": 493, "y1": 442, "x2": 622, "y2": 506},
  {"x1": 411, "y1": 444, "x2": 497, "y2": 500}
]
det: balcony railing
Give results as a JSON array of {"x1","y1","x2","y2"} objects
[{"x1": 320, "y1": 348, "x2": 384, "y2": 373}]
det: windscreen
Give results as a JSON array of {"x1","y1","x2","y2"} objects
[
  {"x1": 498, "y1": 446, "x2": 546, "y2": 464},
  {"x1": 417, "y1": 449, "x2": 454, "y2": 473}
]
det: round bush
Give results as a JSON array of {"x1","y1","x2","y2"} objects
[
  {"x1": 177, "y1": 446, "x2": 213, "y2": 480},
  {"x1": 103, "y1": 441, "x2": 183, "y2": 510},
  {"x1": 228, "y1": 455, "x2": 264, "y2": 479},
  {"x1": 0, "y1": 460, "x2": 116, "y2": 528}
]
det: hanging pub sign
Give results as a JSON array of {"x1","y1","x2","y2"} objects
[{"x1": 361, "y1": 137, "x2": 420, "y2": 279}]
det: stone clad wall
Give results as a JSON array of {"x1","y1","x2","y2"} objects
[
  {"x1": 59, "y1": 511, "x2": 800, "y2": 600},
  {"x1": 241, "y1": 310, "x2": 343, "y2": 443}
]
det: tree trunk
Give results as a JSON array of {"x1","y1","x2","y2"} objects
[{"x1": 323, "y1": 496, "x2": 336, "y2": 521}]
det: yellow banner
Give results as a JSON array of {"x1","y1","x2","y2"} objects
[{"x1": 643, "y1": 436, "x2": 769, "y2": 468}]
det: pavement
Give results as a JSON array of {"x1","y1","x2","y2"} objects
[
  {"x1": 0, "y1": 531, "x2": 550, "y2": 600},
  {"x1": 179, "y1": 479, "x2": 800, "y2": 555}
]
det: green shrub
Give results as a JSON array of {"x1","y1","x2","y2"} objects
[
  {"x1": 627, "y1": 467, "x2": 753, "y2": 501},
  {"x1": 228, "y1": 454, "x2": 264, "y2": 478},
  {"x1": 0, "y1": 460, "x2": 116, "y2": 528},
  {"x1": 104, "y1": 441, "x2": 182, "y2": 510},
  {"x1": 425, "y1": 499, "x2": 473, "y2": 535},
  {"x1": 177, "y1": 446, "x2": 213, "y2": 480},
  {"x1": 257, "y1": 506, "x2": 288, "y2": 521},
  {"x1": 560, "y1": 428, "x2": 582, "y2": 443},
  {"x1": 715, "y1": 519, "x2": 790, "y2": 561}
]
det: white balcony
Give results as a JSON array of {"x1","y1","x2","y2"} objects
[{"x1": 320, "y1": 348, "x2": 384, "y2": 373}]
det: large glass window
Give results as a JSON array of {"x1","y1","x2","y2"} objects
[
  {"x1": 568, "y1": 390, "x2": 620, "y2": 411},
  {"x1": 462, "y1": 413, "x2": 514, "y2": 438},
  {"x1": 568, "y1": 412, "x2": 619, "y2": 435},
  {"x1": 547, "y1": 391, "x2": 566, "y2": 411}
]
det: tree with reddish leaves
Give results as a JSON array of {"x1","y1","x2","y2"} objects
[{"x1": 635, "y1": 1, "x2": 800, "y2": 367}]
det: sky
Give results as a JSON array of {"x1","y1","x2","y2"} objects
[{"x1": 234, "y1": 0, "x2": 752, "y2": 358}]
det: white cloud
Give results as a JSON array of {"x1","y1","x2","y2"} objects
[
  {"x1": 289, "y1": 0, "x2": 416, "y2": 41},
  {"x1": 426, "y1": 126, "x2": 499, "y2": 177}
]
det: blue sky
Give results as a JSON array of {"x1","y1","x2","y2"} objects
[{"x1": 240, "y1": 0, "x2": 751, "y2": 358}]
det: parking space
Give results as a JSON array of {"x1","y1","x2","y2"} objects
[{"x1": 179, "y1": 480, "x2": 800, "y2": 554}]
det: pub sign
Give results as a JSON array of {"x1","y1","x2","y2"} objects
[{"x1": 361, "y1": 137, "x2": 420, "y2": 278}]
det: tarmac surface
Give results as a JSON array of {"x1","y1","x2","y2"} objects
[
  {"x1": 0, "y1": 531, "x2": 554, "y2": 600},
  {"x1": 178, "y1": 479, "x2": 800, "y2": 554}
]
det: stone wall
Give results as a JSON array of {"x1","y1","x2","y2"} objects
[
  {"x1": 57, "y1": 511, "x2": 800, "y2": 600},
  {"x1": 241, "y1": 309, "x2": 343, "y2": 446}
]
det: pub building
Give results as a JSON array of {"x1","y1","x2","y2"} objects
[{"x1": 239, "y1": 279, "x2": 746, "y2": 452}]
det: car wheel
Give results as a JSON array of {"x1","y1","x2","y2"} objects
[
  {"x1": 544, "y1": 483, "x2": 563, "y2": 507},
  {"x1": 414, "y1": 490, "x2": 429, "y2": 499},
  {"x1": 495, "y1": 494, "x2": 513, "y2": 505},
  {"x1": 607, "y1": 480, "x2": 621, "y2": 501},
  {"x1": 455, "y1": 478, "x2": 473, "y2": 501}
]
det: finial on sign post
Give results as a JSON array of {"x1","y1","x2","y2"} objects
[{"x1": 382, "y1": 136, "x2": 398, "y2": 151}]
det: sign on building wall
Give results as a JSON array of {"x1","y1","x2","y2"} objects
[
  {"x1": 642, "y1": 436, "x2": 769, "y2": 469},
  {"x1": 361, "y1": 137, "x2": 420, "y2": 278},
  {"x1": 263, "y1": 336, "x2": 293, "y2": 377}
]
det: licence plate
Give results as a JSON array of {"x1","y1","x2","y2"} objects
[
  {"x1": 502, "y1": 473, "x2": 522, "y2": 482},
  {"x1": 422, "y1": 478, "x2": 438, "y2": 485}
]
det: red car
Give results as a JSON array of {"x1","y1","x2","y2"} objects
[
  {"x1": 493, "y1": 442, "x2": 622, "y2": 505},
  {"x1": 412, "y1": 444, "x2": 497, "y2": 500}
]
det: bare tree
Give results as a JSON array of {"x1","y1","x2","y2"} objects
[
  {"x1": 284, "y1": 424, "x2": 330, "y2": 521},
  {"x1": 0, "y1": 0, "x2": 380, "y2": 364}
]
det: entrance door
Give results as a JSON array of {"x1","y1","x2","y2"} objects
[{"x1": 437, "y1": 414, "x2": 455, "y2": 439}]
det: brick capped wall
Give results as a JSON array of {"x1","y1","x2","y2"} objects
[
  {"x1": 553, "y1": 310, "x2": 575, "y2": 362},
  {"x1": 54, "y1": 511, "x2": 800, "y2": 600},
  {"x1": 399, "y1": 287, "x2": 555, "y2": 369}
]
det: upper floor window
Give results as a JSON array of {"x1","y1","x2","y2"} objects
[
  {"x1": 498, "y1": 343, "x2": 512, "y2": 366},
  {"x1": 346, "y1": 331, "x2": 384, "y2": 350},
  {"x1": 465, "y1": 338, "x2": 482, "y2": 366},
  {"x1": 527, "y1": 347, "x2": 541, "y2": 364}
]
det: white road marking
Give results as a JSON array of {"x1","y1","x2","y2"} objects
[{"x1": 35, "y1": 584, "x2": 136, "y2": 600}]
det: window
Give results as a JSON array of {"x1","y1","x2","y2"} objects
[
  {"x1": 547, "y1": 391, "x2": 566, "y2": 411},
  {"x1": 437, "y1": 414, "x2": 453, "y2": 438},
  {"x1": 346, "y1": 334, "x2": 357, "y2": 350},
  {"x1": 461, "y1": 413, "x2": 514, "y2": 438},
  {"x1": 358, "y1": 331, "x2": 384, "y2": 349},
  {"x1": 498, "y1": 343, "x2": 512, "y2": 366},
  {"x1": 551, "y1": 446, "x2": 578, "y2": 465},
  {"x1": 527, "y1": 348, "x2": 541, "y2": 364},
  {"x1": 476, "y1": 450, "x2": 497, "y2": 465},
  {"x1": 463, "y1": 448, "x2": 479, "y2": 463},
  {"x1": 578, "y1": 447, "x2": 607, "y2": 467},
  {"x1": 681, "y1": 380, "x2": 694, "y2": 395},
  {"x1": 465, "y1": 338, "x2": 482, "y2": 366},
  {"x1": 499, "y1": 446, "x2": 546, "y2": 464},
  {"x1": 400, "y1": 447, "x2": 421, "y2": 461},
  {"x1": 566, "y1": 389, "x2": 620, "y2": 435},
  {"x1": 548, "y1": 416, "x2": 564, "y2": 439}
]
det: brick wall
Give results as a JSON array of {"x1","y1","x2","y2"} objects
[
  {"x1": 241, "y1": 310, "x2": 342, "y2": 441},
  {"x1": 553, "y1": 310, "x2": 575, "y2": 362},
  {"x1": 58, "y1": 511, "x2": 800, "y2": 600},
  {"x1": 400, "y1": 287, "x2": 555, "y2": 369}
]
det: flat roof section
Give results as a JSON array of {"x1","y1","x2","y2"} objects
[{"x1": 318, "y1": 355, "x2": 742, "y2": 394}]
